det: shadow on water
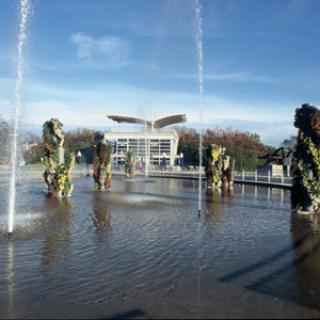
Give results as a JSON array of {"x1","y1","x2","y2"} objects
[
  {"x1": 102, "y1": 308, "x2": 147, "y2": 320},
  {"x1": 218, "y1": 212, "x2": 320, "y2": 310},
  {"x1": 218, "y1": 237, "x2": 308, "y2": 283}
]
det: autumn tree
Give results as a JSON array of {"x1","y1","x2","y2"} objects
[
  {"x1": 22, "y1": 128, "x2": 97, "y2": 164},
  {"x1": 176, "y1": 127, "x2": 200, "y2": 166},
  {"x1": 176, "y1": 127, "x2": 275, "y2": 170},
  {"x1": 64, "y1": 128, "x2": 96, "y2": 152}
]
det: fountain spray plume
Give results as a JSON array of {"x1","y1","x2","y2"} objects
[
  {"x1": 8, "y1": 0, "x2": 31, "y2": 234},
  {"x1": 195, "y1": 0, "x2": 204, "y2": 214}
]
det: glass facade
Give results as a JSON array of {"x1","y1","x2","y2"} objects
[{"x1": 114, "y1": 137, "x2": 172, "y2": 165}]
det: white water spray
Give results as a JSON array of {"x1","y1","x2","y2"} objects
[
  {"x1": 195, "y1": 0, "x2": 204, "y2": 213},
  {"x1": 141, "y1": 100, "x2": 149, "y2": 179},
  {"x1": 194, "y1": 2, "x2": 205, "y2": 312},
  {"x1": 8, "y1": 0, "x2": 31, "y2": 234},
  {"x1": 144, "y1": 120, "x2": 149, "y2": 178}
]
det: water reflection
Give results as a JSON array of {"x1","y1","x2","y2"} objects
[
  {"x1": 205, "y1": 190, "x2": 221, "y2": 212},
  {"x1": 237, "y1": 184, "x2": 287, "y2": 203},
  {"x1": 204, "y1": 191, "x2": 221, "y2": 230},
  {"x1": 92, "y1": 206, "x2": 111, "y2": 237},
  {"x1": 41, "y1": 199, "x2": 72, "y2": 267},
  {"x1": 7, "y1": 242, "x2": 14, "y2": 316},
  {"x1": 221, "y1": 185, "x2": 234, "y2": 198},
  {"x1": 124, "y1": 178, "x2": 136, "y2": 193},
  {"x1": 88, "y1": 193, "x2": 112, "y2": 241}
]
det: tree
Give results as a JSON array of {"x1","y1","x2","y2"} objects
[
  {"x1": 176, "y1": 127, "x2": 200, "y2": 166},
  {"x1": 202, "y1": 128, "x2": 274, "y2": 170},
  {"x1": 176, "y1": 127, "x2": 275, "y2": 170},
  {"x1": 0, "y1": 116, "x2": 10, "y2": 164},
  {"x1": 64, "y1": 128, "x2": 96, "y2": 152},
  {"x1": 23, "y1": 141, "x2": 43, "y2": 164},
  {"x1": 14, "y1": 127, "x2": 97, "y2": 165}
]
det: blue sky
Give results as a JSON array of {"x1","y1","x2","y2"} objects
[{"x1": 1, "y1": 0, "x2": 320, "y2": 146}]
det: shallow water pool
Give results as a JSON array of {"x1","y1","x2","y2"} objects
[{"x1": 0, "y1": 177, "x2": 319, "y2": 319}]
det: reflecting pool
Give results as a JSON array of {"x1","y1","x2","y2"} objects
[{"x1": 0, "y1": 177, "x2": 320, "y2": 319}]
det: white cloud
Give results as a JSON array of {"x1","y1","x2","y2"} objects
[
  {"x1": 171, "y1": 71, "x2": 280, "y2": 84},
  {"x1": 24, "y1": 80, "x2": 295, "y2": 122},
  {"x1": 70, "y1": 32, "x2": 131, "y2": 68},
  {"x1": 27, "y1": 102, "x2": 106, "y2": 125},
  {"x1": 35, "y1": 81, "x2": 295, "y2": 117},
  {"x1": 0, "y1": 79, "x2": 298, "y2": 145}
]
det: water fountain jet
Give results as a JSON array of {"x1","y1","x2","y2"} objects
[
  {"x1": 194, "y1": 0, "x2": 204, "y2": 213},
  {"x1": 8, "y1": 0, "x2": 31, "y2": 234}
]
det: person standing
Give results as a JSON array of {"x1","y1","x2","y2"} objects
[{"x1": 76, "y1": 150, "x2": 82, "y2": 165}]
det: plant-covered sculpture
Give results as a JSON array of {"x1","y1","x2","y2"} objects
[
  {"x1": 93, "y1": 132, "x2": 112, "y2": 191},
  {"x1": 205, "y1": 144, "x2": 222, "y2": 190},
  {"x1": 125, "y1": 150, "x2": 136, "y2": 178},
  {"x1": 43, "y1": 118, "x2": 74, "y2": 198},
  {"x1": 205, "y1": 144, "x2": 235, "y2": 192},
  {"x1": 292, "y1": 103, "x2": 320, "y2": 213},
  {"x1": 221, "y1": 154, "x2": 235, "y2": 191}
]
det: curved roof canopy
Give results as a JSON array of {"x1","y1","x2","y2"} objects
[{"x1": 106, "y1": 114, "x2": 187, "y2": 129}]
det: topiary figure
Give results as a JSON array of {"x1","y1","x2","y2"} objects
[
  {"x1": 292, "y1": 103, "x2": 320, "y2": 212},
  {"x1": 42, "y1": 118, "x2": 74, "y2": 198},
  {"x1": 205, "y1": 144, "x2": 222, "y2": 191},
  {"x1": 125, "y1": 150, "x2": 136, "y2": 178},
  {"x1": 93, "y1": 132, "x2": 112, "y2": 191},
  {"x1": 221, "y1": 154, "x2": 235, "y2": 191}
]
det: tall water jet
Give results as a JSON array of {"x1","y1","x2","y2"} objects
[
  {"x1": 142, "y1": 101, "x2": 149, "y2": 178},
  {"x1": 194, "y1": 0, "x2": 204, "y2": 213},
  {"x1": 8, "y1": 0, "x2": 31, "y2": 234},
  {"x1": 144, "y1": 119, "x2": 149, "y2": 178}
]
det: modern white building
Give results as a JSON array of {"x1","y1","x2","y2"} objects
[{"x1": 104, "y1": 114, "x2": 187, "y2": 166}]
